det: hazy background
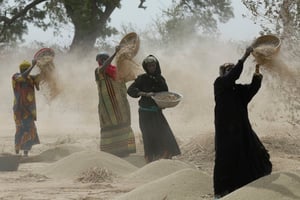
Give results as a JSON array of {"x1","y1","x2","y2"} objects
[
  {"x1": 1, "y1": 36, "x2": 298, "y2": 150},
  {"x1": 0, "y1": 1, "x2": 299, "y2": 152}
]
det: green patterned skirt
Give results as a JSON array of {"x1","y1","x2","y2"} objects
[{"x1": 96, "y1": 74, "x2": 136, "y2": 156}]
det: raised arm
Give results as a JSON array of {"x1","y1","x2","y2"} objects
[
  {"x1": 220, "y1": 47, "x2": 253, "y2": 85},
  {"x1": 246, "y1": 64, "x2": 263, "y2": 102},
  {"x1": 239, "y1": 64, "x2": 262, "y2": 105},
  {"x1": 22, "y1": 59, "x2": 37, "y2": 78},
  {"x1": 101, "y1": 46, "x2": 121, "y2": 71}
]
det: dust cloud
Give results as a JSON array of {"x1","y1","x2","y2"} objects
[{"x1": 0, "y1": 35, "x2": 299, "y2": 149}]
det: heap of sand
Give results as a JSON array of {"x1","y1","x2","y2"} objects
[
  {"x1": 38, "y1": 150, "x2": 138, "y2": 179},
  {"x1": 114, "y1": 168, "x2": 213, "y2": 200},
  {"x1": 223, "y1": 170, "x2": 300, "y2": 200}
]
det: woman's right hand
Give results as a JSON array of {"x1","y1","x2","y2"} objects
[
  {"x1": 255, "y1": 64, "x2": 261, "y2": 74},
  {"x1": 245, "y1": 46, "x2": 253, "y2": 56},
  {"x1": 138, "y1": 92, "x2": 155, "y2": 97},
  {"x1": 32, "y1": 59, "x2": 37, "y2": 66},
  {"x1": 146, "y1": 92, "x2": 155, "y2": 97},
  {"x1": 241, "y1": 46, "x2": 254, "y2": 62},
  {"x1": 115, "y1": 45, "x2": 121, "y2": 53}
]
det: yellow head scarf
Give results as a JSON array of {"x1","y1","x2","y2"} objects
[{"x1": 19, "y1": 60, "x2": 31, "y2": 71}]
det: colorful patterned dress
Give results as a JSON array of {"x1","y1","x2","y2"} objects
[
  {"x1": 12, "y1": 73, "x2": 40, "y2": 153},
  {"x1": 95, "y1": 66, "x2": 136, "y2": 157}
]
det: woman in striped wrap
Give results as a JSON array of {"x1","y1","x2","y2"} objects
[{"x1": 95, "y1": 46, "x2": 136, "y2": 157}]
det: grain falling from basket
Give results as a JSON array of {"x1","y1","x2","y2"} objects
[
  {"x1": 34, "y1": 48, "x2": 62, "y2": 102},
  {"x1": 253, "y1": 45, "x2": 277, "y2": 65},
  {"x1": 251, "y1": 35, "x2": 281, "y2": 65}
]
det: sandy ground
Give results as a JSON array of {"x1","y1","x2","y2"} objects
[{"x1": 0, "y1": 123, "x2": 299, "y2": 200}]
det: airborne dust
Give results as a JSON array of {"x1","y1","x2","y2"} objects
[{"x1": 0, "y1": 34, "x2": 299, "y2": 153}]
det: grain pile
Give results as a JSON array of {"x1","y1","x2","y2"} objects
[{"x1": 176, "y1": 133, "x2": 215, "y2": 174}]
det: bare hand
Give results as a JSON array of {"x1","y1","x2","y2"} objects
[
  {"x1": 255, "y1": 64, "x2": 260, "y2": 74},
  {"x1": 245, "y1": 46, "x2": 254, "y2": 56},
  {"x1": 115, "y1": 45, "x2": 121, "y2": 53},
  {"x1": 145, "y1": 92, "x2": 155, "y2": 97},
  {"x1": 32, "y1": 59, "x2": 37, "y2": 66},
  {"x1": 138, "y1": 92, "x2": 155, "y2": 97},
  {"x1": 241, "y1": 46, "x2": 254, "y2": 62}
]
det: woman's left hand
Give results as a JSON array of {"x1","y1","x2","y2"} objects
[{"x1": 145, "y1": 92, "x2": 155, "y2": 97}]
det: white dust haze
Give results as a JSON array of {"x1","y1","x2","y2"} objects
[{"x1": 0, "y1": 35, "x2": 299, "y2": 151}]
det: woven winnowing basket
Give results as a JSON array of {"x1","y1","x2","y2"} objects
[
  {"x1": 152, "y1": 92, "x2": 183, "y2": 109},
  {"x1": 119, "y1": 32, "x2": 140, "y2": 58},
  {"x1": 252, "y1": 35, "x2": 281, "y2": 48},
  {"x1": 252, "y1": 35, "x2": 281, "y2": 65},
  {"x1": 116, "y1": 32, "x2": 142, "y2": 82}
]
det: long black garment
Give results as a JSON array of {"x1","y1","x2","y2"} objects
[
  {"x1": 213, "y1": 59, "x2": 272, "y2": 197},
  {"x1": 127, "y1": 56, "x2": 180, "y2": 162}
]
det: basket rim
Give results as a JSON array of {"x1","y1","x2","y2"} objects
[
  {"x1": 34, "y1": 48, "x2": 55, "y2": 59},
  {"x1": 252, "y1": 35, "x2": 281, "y2": 48},
  {"x1": 152, "y1": 91, "x2": 183, "y2": 102},
  {"x1": 119, "y1": 32, "x2": 140, "y2": 57}
]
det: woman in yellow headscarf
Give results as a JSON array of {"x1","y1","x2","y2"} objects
[{"x1": 12, "y1": 60, "x2": 40, "y2": 156}]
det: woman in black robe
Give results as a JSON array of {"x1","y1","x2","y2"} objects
[
  {"x1": 213, "y1": 47, "x2": 272, "y2": 198},
  {"x1": 127, "y1": 55, "x2": 181, "y2": 163}
]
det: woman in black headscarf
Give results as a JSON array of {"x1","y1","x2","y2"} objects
[
  {"x1": 127, "y1": 55, "x2": 181, "y2": 163},
  {"x1": 213, "y1": 47, "x2": 272, "y2": 198}
]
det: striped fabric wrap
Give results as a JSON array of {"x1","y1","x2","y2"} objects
[
  {"x1": 96, "y1": 70, "x2": 136, "y2": 156},
  {"x1": 100, "y1": 126, "x2": 136, "y2": 156}
]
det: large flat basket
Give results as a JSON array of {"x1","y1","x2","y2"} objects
[
  {"x1": 119, "y1": 32, "x2": 140, "y2": 58},
  {"x1": 251, "y1": 35, "x2": 281, "y2": 65},
  {"x1": 152, "y1": 91, "x2": 182, "y2": 109},
  {"x1": 34, "y1": 48, "x2": 55, "y2": 60}
]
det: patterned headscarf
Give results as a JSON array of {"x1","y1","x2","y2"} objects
[{"x1": 19, "y1": 60, "x2": 31, "y2": 71}]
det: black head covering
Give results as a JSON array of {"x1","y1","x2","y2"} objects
[
  {"x1": 96, "y1": 53, "x2": 109, "y2": 62},
  {"x1": 219, "y1": 63, "x2": 234, "y2": 76},
  {"x1": 142, "y1": 55, "x2": 161, "y2": 76}
]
